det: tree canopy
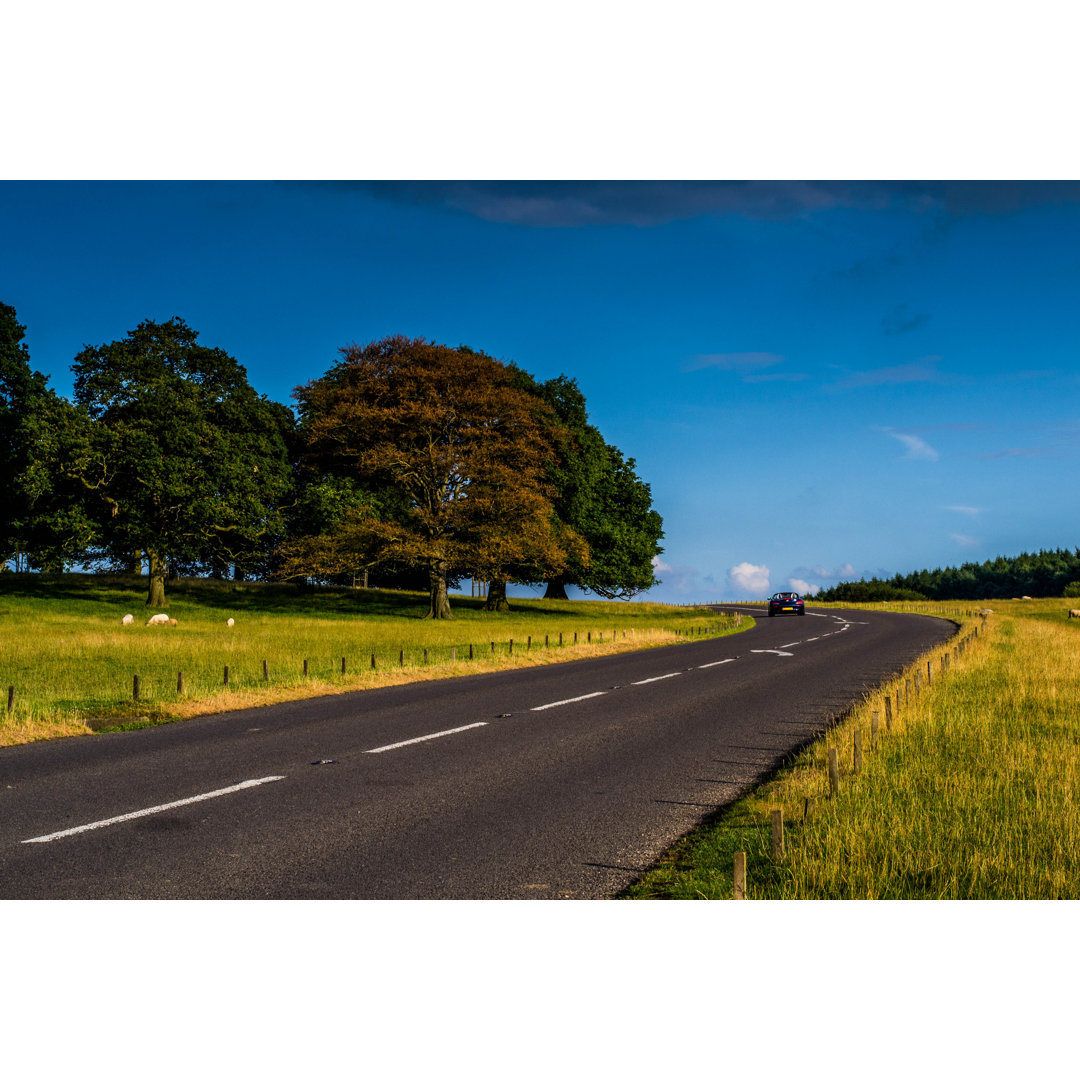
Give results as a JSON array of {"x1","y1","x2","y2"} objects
[
  {"x1": 288, "y1": 336, "x2": 584, "y2": 617},
  {"x1": 510, "y1": 371, "x2": 664, "y2": 600},
  {"x1": 66, "y1": 317, "x2": 294, "y2": 605}
]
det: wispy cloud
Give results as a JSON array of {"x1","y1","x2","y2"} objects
[
  {"x1": 979, "y1": 446, "x2": 1060, "y2": 460},
  {"x1": 834, "y1": 355, "x2": 946, "y2": 389},
  {"x1": 652, "y1": 555, "x2": 702, "y2": 596},
  {"x1": 685, "y1": 352, "x2": 784, "y2": 374},
  {"x1": 296, "y1": 181, "x2": 1080, "y2": 229},
  {"x1": 884, "y1": 429, "x2": 940, "y2": 461},
  {"x1": 882, "y1": 303, "x2": 931, "y2": 337},
  {"x1": 944, "y1": 505, "x2": 981, "y2": 518}
]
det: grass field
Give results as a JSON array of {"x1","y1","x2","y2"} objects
[
  {"x1": 622, "y1": 597, "x2": 1080, "y2": 899},
  {"x1": 0, "y1": 574, "x2": 746, "y2": 746}
]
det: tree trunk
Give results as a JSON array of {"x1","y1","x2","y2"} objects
[
  {"x1": 146, "y1": 550, "x2": 167, "y2": 608},
  {"x1": 544, "y1": 575, "x2": 570, "y2": 600},
  {"x1": 485, "y1": 579, "x2": 511, "y2": 612},
  {"x1": 427, "y1": 561, "x2": 453, "y2": 619}
]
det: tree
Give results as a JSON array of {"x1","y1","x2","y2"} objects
[
  {"x1": 1, "y1": 302, "x2": 98, "y2": 571},
  {"x1": 69, "y1": 318, "x2": 294, "y2": 606},
  {"x1": 290, "y1": 336, "x2": 578, "y2": 618},
  {"x1": 510, "y1": 372, "x2": 664, "y2": 601}
]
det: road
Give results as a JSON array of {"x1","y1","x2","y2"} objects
[{"x1": 0, "y1": 607, "x2": 955, "y2": 899}]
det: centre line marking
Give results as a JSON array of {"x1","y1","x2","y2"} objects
[
  {"x1": 365, "y1": 722, "x2": 488, "y2": 754},
  {"x1": 698, "y1": 659, "x2": 737, "y2": 669},
  {"x1": 632, "y1": 672, "x2": 682, "y2": 685},
  {"x1": 22, "y1": 775, "x2": 286, "y2": 845},
  {"x1": 531, "y1": 691, "x2": 607, "y2": 712}
]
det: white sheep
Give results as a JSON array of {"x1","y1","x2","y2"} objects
[
  {"x1": 122, "y1": 614, "x2": 134, "y2": 625},
  {"x1": 226, "y1": 618, "x2": 235, "y2": 627},
  {"x1": 146, "y1": 613, "x2": 177, "y2": 626}
]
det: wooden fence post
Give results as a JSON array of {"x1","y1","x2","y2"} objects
[
  {"x1": 734, "y1": 852, "x2": 747, "y2": 900},
  {"x1": 871, "y1": 711, "x2": 880, "y2": 751},
  {"x1": 341, "y1": 657, "x2": 346, "y2": 675},
  {"x1": 262, "y1": 660, "x2": 268, "y2": 681},
  {"x1": 803, "y1": 796, "x2": 816, "y2": 822},
  {"x1": 853, "y1": 729, "x2": 863, "y2": 773},
  {"x1": 7, "y1": 685, "x2": 14, "y2": 713},
  {"x1": 828, "y1": 747, "x2": 840, "y2": 796},
  {"x1": 133, "y1": 674, "x2": 140, "y2": 701},
  {"x1": 371, "y1": 653, "x2": 377, "y2": 670},
  {"x1": 400, "y1": 650, "x2": 405, "y2": 667},
  {"x1": 451, "y1": 647, "x2": 457, "y2": 662},
  {"x1": 224, "y1": 666, "x2": 229, "y2": 687},
  {"x1": 771, "y1": 809, "x2": 784, "y2": 861},
  {"x1": 884, "y1": 695, "x2": 892, "y2": 731},
  {"x1": 177, "y1": 671, "x2": 183, "y2": 694}
]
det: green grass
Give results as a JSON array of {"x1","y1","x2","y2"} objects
[
  {"x1": 623, "y1": 598, "x2": 1080, "y2": 899},
  {"x1": 0, "y1": 573, "x2": 749, "y2": 745}
]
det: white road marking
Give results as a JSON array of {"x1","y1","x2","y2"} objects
[
  {"x1": 22, "y1": 776, "x2": 286, "y2": 845},
  {"x1": 698, "y1": 659, "x2": 737, "y2": 669},
  {"x1": 751, "y1": 649, "x2": 795, "y2": 657},
  {"x1": 632, "y1": 672, "x2": 683, "y2": 685},
  {"x1": 365, "y1": 722, "x2": 488, "y2": 754},
  {"x1": 531, "y1": 691, "x2": 608, "y2": 712},
  {"x1": 805, "y1": 637, "x2": 820, "y2": 642}
]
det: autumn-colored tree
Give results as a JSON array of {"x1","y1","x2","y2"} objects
[{"x1": 290, "y1": 336, "x2": 581, "y2": 618}]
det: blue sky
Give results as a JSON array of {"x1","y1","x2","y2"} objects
[{"x1": 2, "y1": 180, "x2": 1079, "y2": 601}]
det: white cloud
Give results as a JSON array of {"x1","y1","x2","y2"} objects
[
  {"x1": 788, "y1": 578, "x2": 821, "y2": 596},
  {"x1": 885, "y1": 430, "x2": 940, "y2": 461},
  {"x1": 944, "y1": 505, "x2": 981, "y2": 518},
  {"x1": 727, "y1": 562, "x2": 770, "y2": 597},
  {"x1": 652, "y1": 556, "x2": 672, "y2": 573},
  {"x1": 685, "y1": 352, "x2": 785, "y2": 376}
]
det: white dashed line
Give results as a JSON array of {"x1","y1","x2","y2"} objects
[
  {"x1": 751, "y1": 649, "x2": 794, "y2": 657},
  {"x1": 366, "y1": 722, "x2": 488, "y2": 754},
  {"x1": 22, "y1": 776, "x2": 286, "y2": 844},
  {"x1": 531, "y1": 691, "x2": 608, "y2": 712},
  {"x1": 632, "y1": 672, "x2": 682, "y2": 685},
  {"x1": 698, "y1": 659, "x2": 737, "y2": 669}
]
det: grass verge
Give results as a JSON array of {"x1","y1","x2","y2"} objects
[
  {"x1": 622, "y1": 598, "x2": 1080, "y2": 899},
  {"x1": 0, "y1": 573, "x2": 749, "y2": 747}
]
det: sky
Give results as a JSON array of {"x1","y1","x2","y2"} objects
[{"x1": 3, "y1": 180, "x2": 1079, "y2": 601}]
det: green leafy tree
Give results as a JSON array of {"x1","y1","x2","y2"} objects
[
  {"x1": 70, "y1": 318, "x2": 294, "y2": 606},
  {"x1": 1, "y1": 302, "x2": 98, "y2": 570},
  {"x1": 510, "y1": 372, "x2": 664, "y2": 601},
  {"x1": 289, "y1": 336, "x2": 578, "y2": 618}
]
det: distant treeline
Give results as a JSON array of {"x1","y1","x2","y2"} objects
[{"x1": 816, "y1": 548, "x2": 1080, "y2": 602}]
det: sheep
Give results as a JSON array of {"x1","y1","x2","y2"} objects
[
  {"x1": 122, "y1": 614, "x2": 134, "y2": 625},
  {"x1": 1069, "y1": 609, "x2": 1080, "y2": 619},
  {"x1": 226, "y1": 618, "x2": 235, "y2": 627},
  {"x1": 146, "y1": 613, "x2": 177, "y2": 626}
]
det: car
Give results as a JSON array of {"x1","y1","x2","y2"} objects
[{"x1": 768, "y1": 591, "x2": 805, "y2": 616}]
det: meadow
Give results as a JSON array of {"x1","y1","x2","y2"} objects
[
  {"x1": 0, "y1": 574, "x2": 743, "y2": 746},
  {"x1": 622, "y1": 597, "x2": 1080, "y2": 900}
]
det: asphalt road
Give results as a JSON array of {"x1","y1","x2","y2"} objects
[{"x1": 0, "y1": 607, "x2": 955, "y2": 899}]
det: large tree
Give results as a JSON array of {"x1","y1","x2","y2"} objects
[
  {"x1": 511, "y1": 371, "x2": 664, "y2": 600},
  {"x1": 69, "y1": 318, "x2": 294, "y2": 606},
  {"x1": 1, "y1": 302, "x2": 99, "y2": 571},
  {"x1": 290, "y1": 335, "x2": 578, "y2": 618}
]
